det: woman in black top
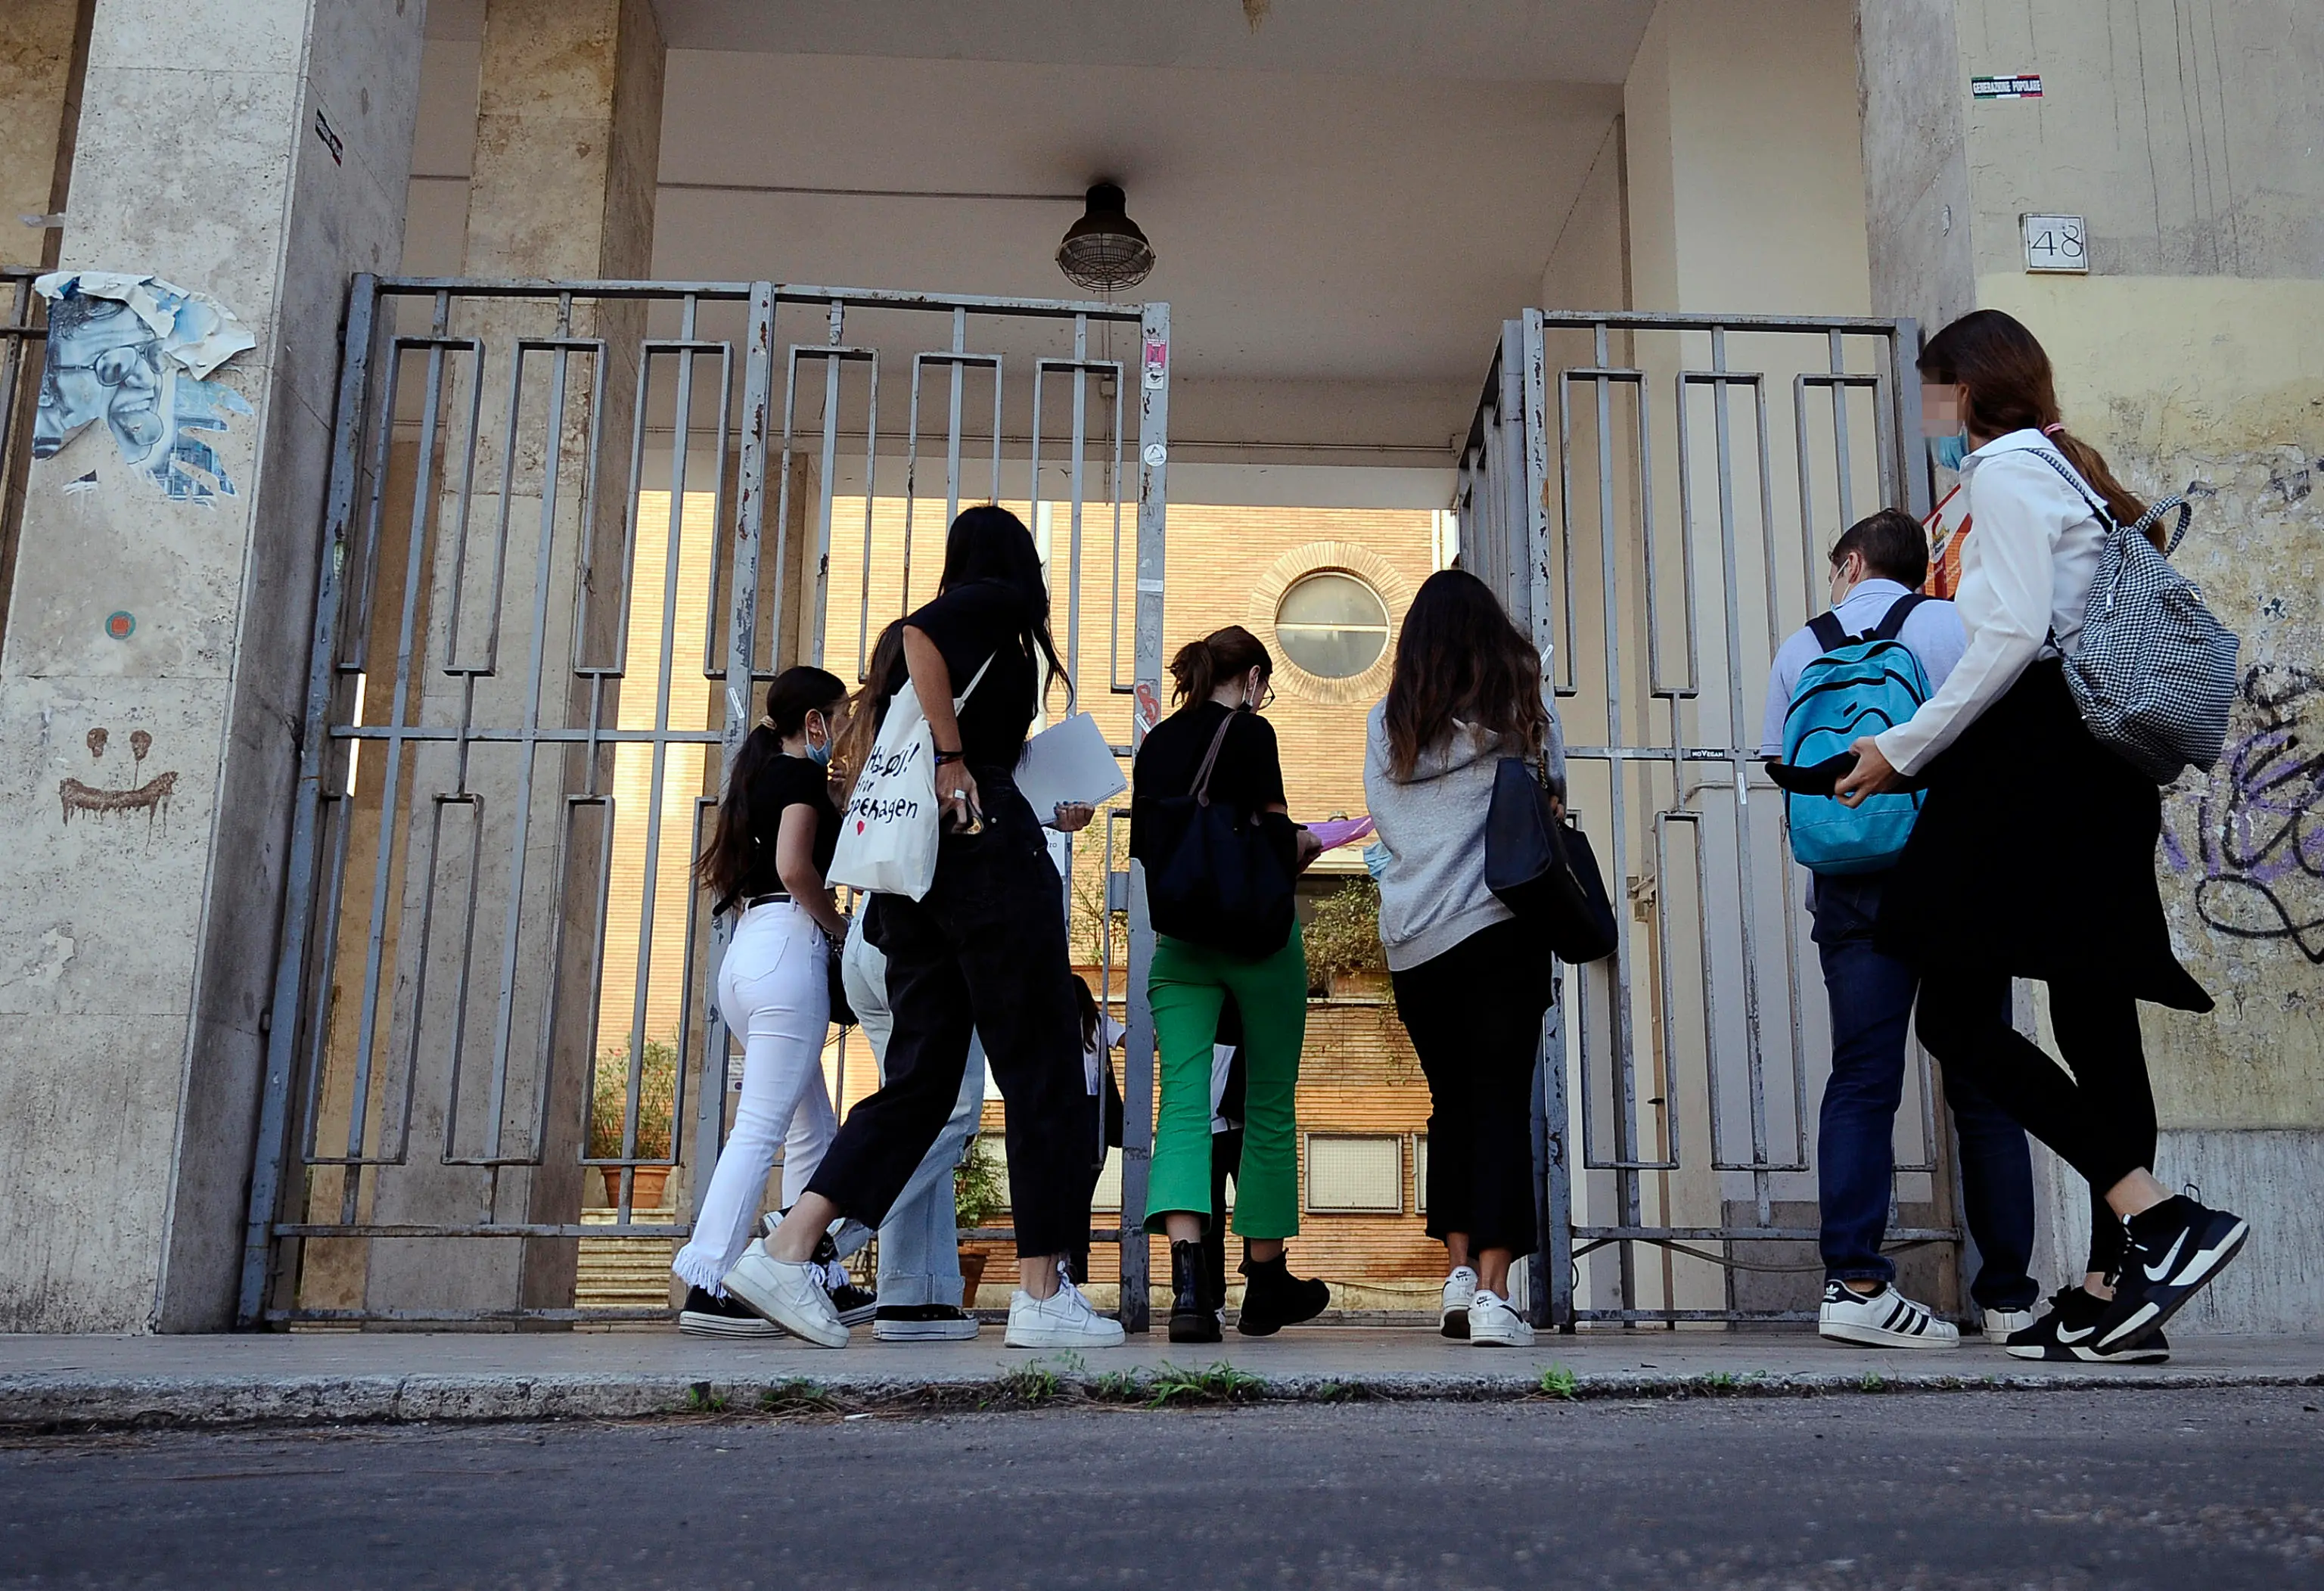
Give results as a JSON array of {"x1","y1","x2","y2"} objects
[
  {"x1": 739, "y1": 506, "x2": 1124, "y2": 1350},
  {"x1": 673, "y1": 667, "x2": 850, "y2": 1338},
  {"x1": 1129, "y1": 626, "x2": 1328, "y2": 1344}
]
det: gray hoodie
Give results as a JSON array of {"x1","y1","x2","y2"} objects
[{"x1": 1362, "y1": 704, "x2": 1521, "y2": 972}]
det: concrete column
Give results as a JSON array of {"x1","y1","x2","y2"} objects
[
  {"x1": 0, "y1": 0, "x2": 424, "y2": 1331},
  {"x1": 340, "y1": 0, "x2": 666, "y2": 1325},
  {"x1": 1856, "y1": 0, "x2": 2324, "y2": 1332}
]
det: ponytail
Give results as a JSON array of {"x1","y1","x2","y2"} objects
[
  {"x1": 1167, "y1": 624, "x2": 1272, "y2": 710},
  {"x1": 1920, "y1": 309, "x2": 2161, "y2": 550}
]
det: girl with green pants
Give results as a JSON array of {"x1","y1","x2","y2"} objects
[{"x1": 1130, "y1": 626, "x2": 1330, "y2": 1343}]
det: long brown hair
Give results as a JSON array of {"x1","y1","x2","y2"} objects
[
  {"x1": 833, "y1": 620, "x2": 906, "y2": 806},
  {"x1": 1167, "y1": 624, "x2": 1271, "y2": 709},
  {"x1": 1918, "y1": 309, "x2": 2159, "y2": 548},
  {"x1": 1381, "y1": 569, "x2": 1548, "y2": 779},
  {"x1": 695, "y1": 666, "x2": 845, "y2": 906}
]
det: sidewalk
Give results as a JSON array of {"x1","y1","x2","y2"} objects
[{"x1": 5, "y1": 1326, "x2": 2319, "y2": 1431}]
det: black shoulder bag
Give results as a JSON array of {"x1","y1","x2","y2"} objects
[
  {"x1": 1484, "y1": 752, "x2": 1618, "y2": 963},
  {"x1": 1143, "y1": 713, "x2": 1296, "y2": 959}
]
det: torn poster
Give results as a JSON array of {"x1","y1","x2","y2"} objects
[{"x1": 33, "y1": 272, "x2": 256, "y2": 505}]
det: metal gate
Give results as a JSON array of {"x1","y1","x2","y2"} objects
[
  {"x1": 238, "y1": 274, "x2": 1169, "y2": 1328},
  {"x1": 1458, "y1": 309, "x2": 1967, "y2": 1328}
]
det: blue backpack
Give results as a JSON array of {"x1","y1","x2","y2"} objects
[{"x1": 1781, "y1": 594, "x2": 1934, "y2": 875}]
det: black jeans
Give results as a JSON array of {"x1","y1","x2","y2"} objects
[
  {"x1": 1915, "y1": 970, "x2": 2155, "y2": 1277},
  {"x1": 1391, "y1": 917, "x2": 1554, "y2": 1261},
  {"x1": 1203, "y1": 1126, "x2": 1244, "y2": 1304},
  {"x1": 809, "y1": 772, "x2": 1092, "y2": 1260},
  {"x1": 1811, "y1": 873, "x2": 2037, "y2": 1310}
]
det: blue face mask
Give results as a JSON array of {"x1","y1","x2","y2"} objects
[
  {"x1": 805, "y1": 716, "x2": 834, "y2": 767},
  {"x1": 1932, "y1": 432, "x2": 1971, "y2": 472}
]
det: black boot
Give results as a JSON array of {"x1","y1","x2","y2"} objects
[
  {"x1": 1236, "y1": 1252, "x2": 1329, "y2": 1337},
  {"x1": 1169, "y1": 1239, "x2": 1221, "y2": 1344}
]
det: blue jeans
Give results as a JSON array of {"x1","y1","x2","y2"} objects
[
  {"x1": 1813, "y1": 872, "x2": 2039, "y2": 1311},
  {"x1": 841, "y1": 914, "x2": 986, "y2": 1308}
]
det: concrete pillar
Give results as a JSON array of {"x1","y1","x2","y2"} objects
[
  {"x1": 0, "y1": 0, "x2": 424, "y2": 1331},
  {"x1": 339, "y1": 0, "x2": 666, "y2": 1325},
  {"x1": 1856, "y1": 0, "x2": 2324, "y2": 1332}
]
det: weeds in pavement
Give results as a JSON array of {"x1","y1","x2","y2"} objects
[
  {"x1": 685, "y1": 1382, "x2": 728, "y2": 1414},
  {"x1": 1309, "y1": 1381, "x2": 1371, "y2": 1403},
  {"x1": 993, "y1": 1360, "x2": 1064, "y2": 1406},
  {"x1": 1700, "y1": 1371, "x2": 1738, "y2": 1394},
  {"x1": 760, "y1": 1379, "x2": 846, "y2": 1417},
  {"x1": 1858, "y1": 1372, "x2": 1886, "y2": 1394},
  {"x1": 1146, "y1": 1361, "x2": 1267, "y2": 1409},
  {"x1": 1537, "y1": 1364, "x2": 1579, "y2": 1400},
  {"x1": 1090, "y1": 1369, "x2": 1148, "y2": 1404}
]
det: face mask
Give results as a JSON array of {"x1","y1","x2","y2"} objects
[
  {"x1": 805, "y1": 716, "x2": 833, "y2": 766},
  {"x1": 1931, "y1": 432, "x2": 1971, "y2": 472}
]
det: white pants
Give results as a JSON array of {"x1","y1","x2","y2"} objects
[
  {"x1": 841, "y1": 912, "x2": 987, "y2": 1307},
  {"x1": 672, "y1": 900, "x2": 832, "y2": 1294}
]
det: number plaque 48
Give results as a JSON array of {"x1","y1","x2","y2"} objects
[{"x1": 2021, "y1": 213, "x2": 2089, "y2": 274}]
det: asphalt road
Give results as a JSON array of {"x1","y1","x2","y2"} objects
[{"x1": 5, "y1": 1388, "x2": 2321, "y2": 1589}]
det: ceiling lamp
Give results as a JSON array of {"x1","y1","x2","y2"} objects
[{"x1": 1055, "y1": 182, "x2": 1155, "y2": 295}]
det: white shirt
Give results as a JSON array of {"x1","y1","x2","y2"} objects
[
  {"x1": 1083, "y1": 1015, "x2": 1126, "y2": 1095},
  {"x1": 1875, "y1": 430, "x2": 2110, "y2": 775},
  {"x1": 1759, "y1": 578, "x2": 1968, "y2": 757}
]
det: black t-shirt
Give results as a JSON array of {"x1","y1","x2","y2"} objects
[
  {"x1": 1129, "y1": 701, "x2": 1294, "y2": 866},
  {"x1": 731, "y1": 752, "x2": 837, "y2": 906},
  {"x1": 883, "y1": 579, "x2": 1040, "y2": 772}
]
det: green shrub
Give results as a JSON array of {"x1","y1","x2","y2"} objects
[
  {"x1": 955, "y1": 1133, "x2": 1007, "y2": 1230},
  {"x1": 589, "y1": 1037, "x2": 679, "y2": 1159},
  {"x1": 1303, "y1": 878, "x2": 1384, "y2": 981}
]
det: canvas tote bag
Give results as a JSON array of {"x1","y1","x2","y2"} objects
[{"x1": 828, "y1": 656, "x2": 992, "y2": 901}]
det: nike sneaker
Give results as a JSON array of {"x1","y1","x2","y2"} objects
[
  {"x1": 2094, "y1": 1193, "x2": 2248, "y2": 1350},
  {"x1": 2006, "y1": 1285, "x2": 2168, "y2": 1363}
]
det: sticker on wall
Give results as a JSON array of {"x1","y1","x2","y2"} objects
[
  {"x1": 1971, "y1": 74, "x2": 2043, "y2": 99},
  {"x1": 1142, "y1": 442, "x2": 1167, "y2": 468},
  {"x1": 33, "y1": 272, "x2": 255, "y2": 506},
  {"x1": 1142, "y1": 335, "x2": 1168, "y2": 389},
  {"x1": 103, "y1": 611, "x2": 135, "y2": 641}
]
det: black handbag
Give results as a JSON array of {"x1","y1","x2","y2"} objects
[
  {"x1": 1142, "y1": 713, "x2": 1296, "y2": 959},
  {"x1": 1484, "y1": 754, "x2": 1619, "y2": 963}
]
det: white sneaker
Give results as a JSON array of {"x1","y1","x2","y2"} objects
[
  {"x1": 1468, "y1": 1288, "x2": 1534, "y2": 1347},
  {"x1": 1982, "y1": 1305, "x2": 2036, "y2": 1344},
  {"x1": 1440, "y1": 1266, "x2": 1479, "y2": 1341},
  {"x1": 722, "y1": 1239, "x2": 850, "y2": 1347},
  {"x1": 1004, "y1": 1266, "x2": 1126, "y2": 1349},
  {"x1": 1817, "y1": 1280, "x2": 1959, "y2": 1349}
]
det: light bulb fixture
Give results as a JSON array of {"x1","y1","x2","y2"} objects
[{"x1": 1055, "y1": 182, "x2": 1155, "y2": 295}]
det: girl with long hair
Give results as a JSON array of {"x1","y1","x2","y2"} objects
[
  {"x1": 1835, "y1": 309, "x2": 2246, "y2": 1362},
  {"x1": 732, "y1": 506, "x2": 1122, "y2": 1350},
  {"x1": 1363, "y1": 569, "x2": 1565, "y2": 1347},
  {"x1": 672, "y1": 666, "x2": 851, "y2": 1337},
  {"x1": 1129, "y1": 626, "x2": 1328, "y2": 1342}
]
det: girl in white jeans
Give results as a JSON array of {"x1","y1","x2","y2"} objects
[{"x1": 673, "y1": 667, "x2": 852, "y2": 1337}]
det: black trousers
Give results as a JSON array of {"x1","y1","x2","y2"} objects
[
  {"x1": 1915, "y1": 971, "x2": 2155, "y2": 1276},
  {"x1": 1203, "y1": 1126, "x2": 1244, "y2": 1304},
  {"x1": 808, "y1": 772, "x2": 1092, "y2": 1259},
  {"x1": 1391, "y1": 916, "x2": 1555, "y2": 1260}
]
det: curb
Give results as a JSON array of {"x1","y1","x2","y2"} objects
[{"x1": 5, "y1": 1363, "x2": 2321, "y2": 1434}]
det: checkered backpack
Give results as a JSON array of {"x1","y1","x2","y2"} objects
[{"x1": 2028, "y1": 449, "x2": 2239, "y2": 783}]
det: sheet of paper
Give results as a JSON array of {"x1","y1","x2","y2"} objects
[
  {"x1": 1014, "y1": 711, "x2": 1127, "y2": 819},
  {"x1": 1302, "y1": 815, "x2": 1375, "y2": 852}
]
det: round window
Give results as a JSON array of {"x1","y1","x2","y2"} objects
[{"x1": 1273, "y1": 571, "x2": 1390, "y2": 679}]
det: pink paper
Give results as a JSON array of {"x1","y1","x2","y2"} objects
[{"x1": 1302, "y1": 816, "x2": 1375, "y2": 851}]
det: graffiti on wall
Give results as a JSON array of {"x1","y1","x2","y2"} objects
[
  {"x1": 2164, "y1": 663, "x2": 2324, "y2": 964},
  {"x1": 59, "y1": 726, "x2": 176, "y2": 837},
  {"x1": 32, "y1": 272, "x2": 254, "y2": 506}
]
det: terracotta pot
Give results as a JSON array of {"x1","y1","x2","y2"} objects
[
  {"x1": 600, "y1": 1165, "x2": 672, "y2": 1210},
  {"x1": 958, "y1": 1250, "x2": 989, "y2": 1310}
]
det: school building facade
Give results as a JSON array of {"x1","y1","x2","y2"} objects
[{"x1": 0, "y1": 0, "x2": 2317, "y2": 1334}]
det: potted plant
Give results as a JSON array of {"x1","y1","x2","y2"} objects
[
  {"x1": 588, "y1": 1038, "x2": 679, "y2": 1209},
  {"x1": 1303, "y1": 878, "x2": 1389, "y2": 998},
  {"x1": 952, "y1": 1133, "x2": 1008, "y2": 1308}
]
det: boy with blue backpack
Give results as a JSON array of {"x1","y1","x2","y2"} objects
[{"x1": 1763, "y1": 508, "x2": 2040, "y2": 1350}]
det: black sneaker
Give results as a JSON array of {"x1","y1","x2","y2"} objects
[
  {"x1": 826, "y1": 1280, "x2": 878, "y2": 1327},
  {"x1": 2006, "y1": 1286, "x2": 2169, "y2": 1363},
  {"x1": 872, "y1": 1304, "x2": 980, "y2": 1342},
  {"x1": 2096, "y1": 1194, "x2": 2248, "y2": 1350},
  {"x1": 679, "y1": 1285, "x2": 785, "y2": 1339}
]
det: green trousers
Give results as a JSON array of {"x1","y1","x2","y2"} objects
[{"x1": 1144, "y1": 926, "x2": 1306, "y2": 1239}]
